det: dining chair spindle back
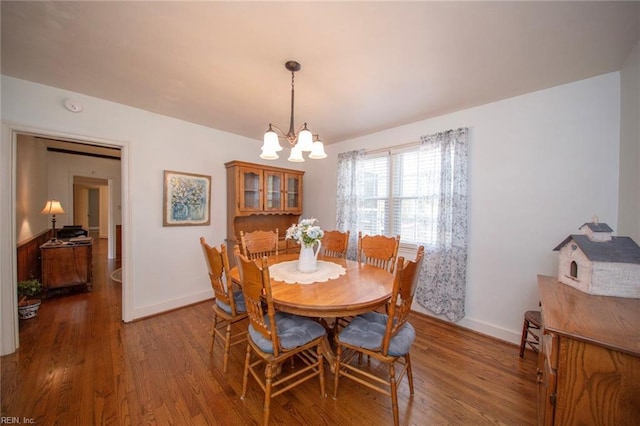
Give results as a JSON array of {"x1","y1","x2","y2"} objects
[
  {"x1": 240, "y1": 229, "x2": 279, "y2": 260},
  {"x1": 320, "y1": 230, "x2": 350, "y2": 259},
  {"x1": 234, "y1": 247, "x2": 327, "y2": 426},
  {"x1": 199, "y1": 237, "x2": 248, "y2": 373},
  {"x1": 333, "y1": 246, "x2": 425, "y2": 426},
  {"x1": 357, "y1": 232, "x2": 400, "y2": 273}
]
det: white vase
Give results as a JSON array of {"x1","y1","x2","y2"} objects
[{"x1": 298, "y1": 241, "x2": 321, "y2": 273}]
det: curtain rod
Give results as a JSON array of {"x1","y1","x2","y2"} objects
[{"x1": 365, "y1": 140, "x2": 420, "y2": 155}]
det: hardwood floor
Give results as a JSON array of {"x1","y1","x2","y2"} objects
[{"x1": 2, "y1": 238, "x2": 538, "y2": 425}]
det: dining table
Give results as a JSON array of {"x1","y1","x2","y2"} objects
[
  {"x1": 228, "y1": 253, "x2": 394, "y2": 317},
  {"x1": 228, "y1": 253, "x2": 395, "y2": 366}
]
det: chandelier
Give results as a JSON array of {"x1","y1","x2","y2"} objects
[{"x1": 260, "y1": 60, "x2": 327, "y2": 162}]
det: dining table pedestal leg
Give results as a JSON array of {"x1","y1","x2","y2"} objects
[{"x1": 321, "y1": 336, "x2": 336, "y2": 374}]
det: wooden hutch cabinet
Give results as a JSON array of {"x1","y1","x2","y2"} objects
[
  {"x1": 537, "y1": 275, "x2": 640, "y2": 425},
  {"x1": 40, "y1": 240, "x2": 93, "y2": 294},
  {"x1": 283, "y1": 172, "x2": 303, "y2": 212},
  {"x1": 225, "y1": 161, "x2": 304, "y2": 262}
]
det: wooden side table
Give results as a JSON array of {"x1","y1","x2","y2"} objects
[
  {"x1": 40, "y1": 239, "x2": 93, "y2": 295},
  {"x1": 537, "y1": 275, "x2": 640, "y2": 425}
]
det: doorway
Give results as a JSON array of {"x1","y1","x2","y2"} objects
[
  {"x1": 2, "y1": 125, "x2": 129, "y2": 355},
  {"x1": 73, "y1": 176, "x2": 109, "y2": 239},
  {"x1": 15, "y1": 134, "x2": 121, "y2": 256}
]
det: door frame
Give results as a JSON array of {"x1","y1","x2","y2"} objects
[
  {"x1": 72, "y1": 177, "x2": 113, "y2": 254},
  {"x1": 1, "y1": 122, "x2": 131, "y2": 355}
]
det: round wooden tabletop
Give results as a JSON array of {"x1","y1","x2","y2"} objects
[{"x1": 229, "y1": 253, "x2": 394, "y2": 317}]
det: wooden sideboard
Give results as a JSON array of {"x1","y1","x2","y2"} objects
[
  {"x1": 537, "y1": 275, "x2": 640, "y2": 425},
  {"x1": 225, "y1": 161, "x2": 304, "y2": 263},
  {"x1": 41, "y1": 240, "x2": 93, "y2": 295}
]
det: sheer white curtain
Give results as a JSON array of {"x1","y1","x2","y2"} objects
[
  {"x1": 335, "y1": 129, "x2": 468, "y2": 321},
  {"x1": 415, "y1": 128, "x2": 469, "y2": 321},
  {"x1": 335, "y1": 149, "x2": 365, "y2": 260}
]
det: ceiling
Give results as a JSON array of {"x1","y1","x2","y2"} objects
[{"x1": 2, "y1": 1, "x2": 639, "y2": 146}]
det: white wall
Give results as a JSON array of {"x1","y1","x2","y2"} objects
[
  {"x1": 46, "y1": 150, "x2": 121, "y2": 233},
  {"x1": 305, "y1": 73, "x2": 621, "y2": 344},
  {"x1": 1, "y1": 76, "x2": 283, "y2": 354},
  {"x1": 99, "y1": 186, "x2": 109, "y2": 238},
  {"x1": 618, "y1": 40, "x2": 640, "y2": 242},
  {"x1": 15, "y1": 135, "x2": 49, "y2": 243}
]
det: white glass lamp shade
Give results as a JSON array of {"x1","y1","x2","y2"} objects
[
  {"x1": 260, "y1": 147, "x2": 279, "y2": 160},
  {"x1": 40, "y1": 199, "x2": 66, "y2": 215},
  {"x1": 309, "y1": 141, "x2": 327, "y2": 159},
  {"x1": 296, "y1": 128, "x2": 314, "y2": 152},
  {"x1": 262, "y1": 129, "x2": 283, "y2": 152},
  {"x1": 288, "y1": 146, "x2": 305, "y2": 162}
]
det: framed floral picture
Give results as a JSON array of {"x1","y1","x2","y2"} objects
[{"x1": 163, "y1": 170, "x2": 211, "y2": 226}]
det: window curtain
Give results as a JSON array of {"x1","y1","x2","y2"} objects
[
  {"x1": 415, "y1": 128, "x2": 469, "y2": 321},
  {"x1": 335, "y1": 149, "x2": 365, "y2": 260}
]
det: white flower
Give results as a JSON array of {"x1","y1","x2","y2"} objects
[{"x1": 285, "y1": 218, "x2": 324, "y2": 247}]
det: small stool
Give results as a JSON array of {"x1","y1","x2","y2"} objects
[{"x1": 519, "y1": 310, "x2": 541, "y2": 357}]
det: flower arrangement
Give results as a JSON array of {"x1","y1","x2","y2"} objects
[{"x1": 285, "y1": 218, "x2": 324, "y2": 248}]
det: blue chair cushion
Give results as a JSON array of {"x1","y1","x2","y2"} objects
[
  {"x1": 215, "y1": 290, "x2": 246, "y2": 314},
  {"x1": 338, "y1": 311, "x2": 415, "y2": 356},
  {"x1": 249, "y1": 312, "x2": 326, "y2": 354}
]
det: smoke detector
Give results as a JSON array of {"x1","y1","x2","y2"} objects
[{"x1": 63, "y1": 98, "x2": 84, "y2": 113}]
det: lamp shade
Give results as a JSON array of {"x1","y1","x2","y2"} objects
[
  {"x1": 262, "y1": 128, "x2": 283, "y2": 152},
  {"x1": 260, "y1": 146, "x2": 279, "y2": 160},
  {"x1": 288, "y1": 146, "x2": 305, "y2": 162},
  {"x1": 296, "y1": 127, "x2": 314, "y2": 152},
  {"x1": 309, "y1": 141, "x2": 327, "y2": 159},
  {"x1": 41, "y1": 200, "x2": 66, "y2": 215}
]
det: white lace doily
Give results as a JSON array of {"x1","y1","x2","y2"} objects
[{"x1": 269, "y1": 260, "x2": 346, "y2": 285}]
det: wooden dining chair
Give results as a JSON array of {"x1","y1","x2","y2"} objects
[
  {"x1": 320, "y1": 230, "x2": 350, "y2": 259},
  {"x1": 200, "y1": 237, "x2": 248, "y2": 373},
  {"x1": 234, "y1": 247, "x2": 327, "y2": 426},
  {"x1": 334, "y1": 231, "x2": 399, "y2": 332},
  {"x1": 333, "y1": 246, "x2": 425, "y2": 426},
  {"x1": 357, "y1": 231, "x2": 400, "y2": 273},
  {"x1": 239, "y1": 229, "x2": 279, "y2": 260}
]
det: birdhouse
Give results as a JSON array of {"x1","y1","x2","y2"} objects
[{"x1": 553, "y1": 220, "x2": 640, "y2": 298}]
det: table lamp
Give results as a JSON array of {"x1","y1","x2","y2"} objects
[{"x1": 41, "y1": 199, "x2": 66, "y2": 241}]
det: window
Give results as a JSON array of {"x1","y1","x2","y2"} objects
[
  {"x1": 360, "y1": 146, "x2": 442, "y2": 246},
  {"x1": 336, "y1": 128, "x2": 468, "y2": 322},
  {"x1": 360, "y1": 155, "x2": 389, "y2": 236}
]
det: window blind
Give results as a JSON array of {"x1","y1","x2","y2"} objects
[{"x1": 361, "y1": 145, "x2": 442, "y2": 245}]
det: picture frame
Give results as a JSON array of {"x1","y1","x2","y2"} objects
[{"x1": 163, "y1": 170, "x2": 211, "y2": 227}]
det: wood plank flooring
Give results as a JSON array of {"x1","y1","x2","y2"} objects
[{"x1": 1, "y1": 238, "x2": 538, "y2": 425}]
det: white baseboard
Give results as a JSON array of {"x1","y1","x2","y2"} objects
[
  {"x1": 130, "y1": 290, "x2": 212, "y2": 321},
  {"x1": 411, "y1": 303, "x2": 521, "y2": 345},
  {"x1": 128, "y1": 289, "x2": 523, "y2": 346},
  {"x1": 456, "y1": 316, "x2": 522, "y2": 345}
]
